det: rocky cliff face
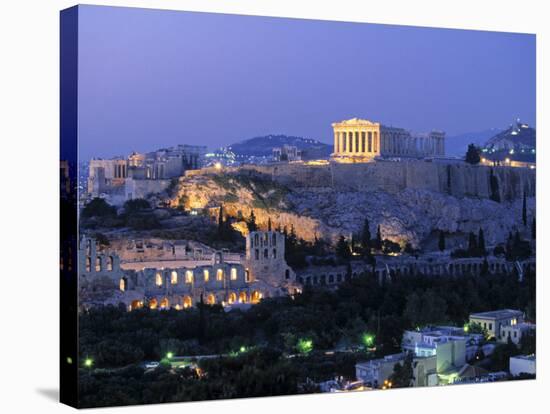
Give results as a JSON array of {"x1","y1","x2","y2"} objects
[{"x1": 169, "y1": 167, "x2": 534, "y2": 250}]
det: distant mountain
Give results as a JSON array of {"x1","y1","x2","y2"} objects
[
  {"x1": 227, "y1": 134, "x2": 333, "y2": 160},
  {"x1": 445, "y1": 128, "x2": 502, "y2": 157},
  {"x1": 482, "y1": 121, "x2": 536, "y2": 162}
]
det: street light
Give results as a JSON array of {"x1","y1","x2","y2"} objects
[
  {"x1": 84, "y1": 358, "x2": 93, "y2": 368},
  {"x1": 166, "y1": 352, "x2": 174, "y2": 359}
]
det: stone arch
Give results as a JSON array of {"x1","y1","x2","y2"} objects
[
  {"x1": 95, "y1": 256, "x2": 101, "y2": 272},
  {"x1": 149, "y1": 298, "x2": 158, "y2": 310},
  {"x1": 130, "y1": 300, "x2": 142, "y2": 311},
  {"x1": 107, "y1": 256, "x2": 114, "y2": 271},
  {"x1": 206, "y1": 293, "x2": 216, "y2": 305},
  {"x1": 216, "y1": 268, "x2": 224, "y2": 281},
  {"x1": 86, "y1": 256, "x2": 91, "y2": 272},
  {"x1": 119, "y1": 277, "x2": 128, "y2": 292},
  {"x1": 155, "y1": 272, "x2": 163, "y2": 286},
  {"x1": 183, "y1": 295, "x2": 193, "y2": 309},
  {"x1": 160, "y1": 297, "x2": 170, "y2": 309},
  {"x1": 239, "y1": 291, "x2": 248, "y2": 303},
  {"x1": 228, "y1": 292, "x2": 237, "y2": 304},
  {"x1": 251, "y1": 290, "x2": 262, "y2": 304},
  {"x1": 171, "y1": 270, "x2": 178, "y2": 284}
]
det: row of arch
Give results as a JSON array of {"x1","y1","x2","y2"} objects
[
  {"x1": 130, "y1": 291, "x2": 263, "y2": 311},
  {"x1": 85, "y1": 255, "x2": 114, "y2": 272},
  {"x1": 153, "y1": 267, "x2": 239, "y2": 287}
]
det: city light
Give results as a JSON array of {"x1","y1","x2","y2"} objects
[
  {"x1": 240, "y1": 346, "x2": 247, "y2": 353},
  {"x1": 297, "y1": 338, "x2": 313, "y2": 355},
  {"x1": 362, "y1": 333, "x2": 375, "y2": 348},
  {"x1": 214, "y1": 162, "x2": 222, "y2": 170},
  {"x1": 463, "y1": 324, "x2": 469, "y2": 333},
  {"x1": 166, "y1": 352, "x2": 174, "y2": 359},
  {"x1": 66, "y1": 357, "x2": 73, "y2": 364},
  {"x1": 84, "y1": 358, "x2": 93, "y2": 368}
]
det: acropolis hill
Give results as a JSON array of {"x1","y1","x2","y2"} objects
[{"x1": 173, "y1": 160, "x2": 535, "y2": 249}]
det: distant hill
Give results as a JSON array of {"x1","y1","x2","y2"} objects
[
  {"x1": 445, "y1": 129, "x2": 502, "y2": 157},
  {"x1": 482, "y1": 120, "x2": 536, "y2": 162},
  {"x1": 227, "y1": 134, "x2": 333, "y2": 160}
]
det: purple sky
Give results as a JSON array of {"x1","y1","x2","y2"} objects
[{"x1": 77, "y1": 5, "x2": 536, "y2": 160}]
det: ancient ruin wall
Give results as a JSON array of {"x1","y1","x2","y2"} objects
[{"x1": 242, "y1": 161, "x2": 535, "y2": 200}]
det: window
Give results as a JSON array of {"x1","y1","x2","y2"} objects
[
  {"x1": 264, "y1": 249, "x2": 268, "y2": 259},
  {"x1": 272, "y1": 233, "x2": 277, "y2": 245},
  {"x1": 155, "y1": 272, "x2": 163, "y2": 287},
  {"x1": 185, "y1": 270, "x2": 193, "y2": 283},
  {"x1": 119, "y1": 278, "x2": 127, "y2": 292},
  {"x1": 254, "y1": 234, "x2": 259, "y2": 246},
  {"x1": 171, "y1": 271, "x2": 178, "y2": 284},
  {"x1": 245, "y1": 269, "x2": 251, "y2": 282},
  {"x1": 217, "y1": 269, "x2": 224, "y2": 281},
  {"x1": 95, "y1": 256, "x2": 101, "y2": 272},
  {"x1": 514, "y1": 331, "x2": 517, "y2": 338},
  {"x1": 107, "y1": 256, "x2": 114, "y2": 271},
  {"x1": 231, "y1": 268, "x2": 238, "y2": 280},
  {"x1": 273, "y1": 248, "x2": 277, "y2": 259},
  {"x1": 203, "y1": 269, "x2": 209, "y2": 282},
  {"x1": 489, "y1": 323, "x2": 493, "y2": 331},
  {"x1": 85, "y1": 257, "x2": 91, "y2": 272},
  {"x1": 255, "y1": 249, "x2": 259, "y2": 260}
]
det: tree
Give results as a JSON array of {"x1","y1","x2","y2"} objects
[
  {"x1": 267, "y1": 217, "x2": 272, "y2": 232},
  {"x1": 375, "y1": 225, "x2": 383, "y2": 250},
  {"x1": 123, "y1": 198, "x2": 150, "y2": 214},
  {"x1": 336, "y1": 236, "x2": 351, "y2": 261},
  {"x1": 361, "y1": 218, "x2": 372, "y2": 252},
  {"x1": 247, "y1": 209, "x2": 258, "y2": 232},
  {"x1": 438, "y1": 230, "x2": 446, "y2": 252},
  {"x1": 522, "y1": 191, "x2": 527, "y2": 226},
  {"x1": 468, "y1": 232, "x2": 477, "y2": 253},
  {"x1": 478, "y1": 228, "x2": 486, "y2": 255},
  {"x1": 480, "y1": 258, "x2": 489, "y2": 276},
  {"x1": 388, "y1": 353, "x2": 413, "y2": 388},
  {"x1": 465, "y1": 144, "x2": 481, "y2": 165},
  {"x1": 82, "y1": 198, "x2": 117, "y2": 219}
]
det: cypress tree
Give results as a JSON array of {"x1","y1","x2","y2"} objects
[
  {"x1": 361, "y1": 218, "x2": 371, "y2": 251},
  {"x1": 376, "y1": 225, "x2": 382, "y2": 249},
  {"x1": 468, "y1": 232, "x2": 477, "y2": 254},
  {"x1": 478, "y1": 228, "x2": 486, "y2": 255},
  {"x1": 247, "y1": 209, "x2": 258, "y2": 232},
  {"x1": 267, "y1": 217, "x2": 272, "y2": 231},
  {"x1": 438, "y1": 230, "x2": 446, "y2": 252}
]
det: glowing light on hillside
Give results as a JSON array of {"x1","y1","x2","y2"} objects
[
  {"x1": 84, "y1": 358, "x2": 93, "y2": 368},
  {"x1": 297, "y1": 338, "x2": 313, "y2": 355}
]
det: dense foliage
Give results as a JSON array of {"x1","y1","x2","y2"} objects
[{"x1": 78, "y1": 268, "x2": 535, "y2": 406}]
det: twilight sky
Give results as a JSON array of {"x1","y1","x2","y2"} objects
[{"x1": 77, "y1": 5, "x2": 536, "y2": 160}]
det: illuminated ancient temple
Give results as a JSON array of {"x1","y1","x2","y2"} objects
[{"x1": 331, "y1": 118, "x2": 445, "y2": 162}]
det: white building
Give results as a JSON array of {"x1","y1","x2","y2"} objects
[
  {"x1": 469, "y1": 309, "x2": 524, "y2": 341},
  {"x1": 509, "y1": 355, "x2": 536, "y2": 376},
  {"x1": 355, "y1": 353, "x2": 438, "y2": 388}
]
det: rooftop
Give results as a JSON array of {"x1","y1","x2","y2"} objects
[
  {"x1": 511, "y1": 354, "x2": 536, "y2": 361},
  {"x1": 469, "y1": 309, "x2": 523, "y2": 320}
]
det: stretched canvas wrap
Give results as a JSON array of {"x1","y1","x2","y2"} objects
[{"x1": 60, "y1": 4, "x2": 537, "y2": 408}]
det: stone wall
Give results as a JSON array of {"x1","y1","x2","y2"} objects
[{"x1": 241, "y1": 161, "x2": 535, "y2": 201}]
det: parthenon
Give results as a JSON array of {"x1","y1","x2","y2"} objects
[{"x1": 331, "y1": 118, "x2": 445, "y2": 162}]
